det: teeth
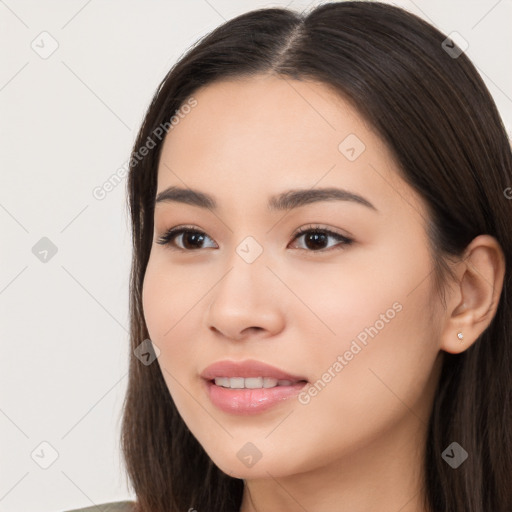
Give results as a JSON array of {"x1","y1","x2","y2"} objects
[
  {"x1": 263, "y1": 377, "x2": 278, "y2": 388},
  {"x1": 213, "y1": 377, "x2": 297, "y2": 389}
]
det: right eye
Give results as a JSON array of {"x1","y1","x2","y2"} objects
[{"x1": 156, "y1": 226, "x2": 218, "y2": 251}]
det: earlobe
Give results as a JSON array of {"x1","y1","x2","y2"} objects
[{"x1": 439, "y1": 234, "x2": 506, "y2": 355}]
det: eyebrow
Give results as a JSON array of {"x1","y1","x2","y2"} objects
[{"x1": 155, "y1": 186, "x2": 378, "y2": 212}]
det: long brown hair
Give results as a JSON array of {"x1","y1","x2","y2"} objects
[{"x1": 121, "y1": 2, "x2": 512, "y2": 510}]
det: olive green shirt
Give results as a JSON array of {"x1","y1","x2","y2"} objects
[{"x1": 63, "y1": 500, "x2": 135, "y2": 512}]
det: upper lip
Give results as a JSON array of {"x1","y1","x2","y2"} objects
[{"x1": 200, "y1": 359, "x2": 308, "y2": 382}]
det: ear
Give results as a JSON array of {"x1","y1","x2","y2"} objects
[{"x1": 439, "y1": 234, "x2": 506, "y2": 354}]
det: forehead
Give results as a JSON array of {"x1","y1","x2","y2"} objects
[
  {"x1": 161, "y1": 75, "x2": 370, "y2": 163},
  {"x1": 156, "y1": 75, "x2": 424, "y2": 221}
]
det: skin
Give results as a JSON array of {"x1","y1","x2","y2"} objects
[{"x1": 141, "y1": 74, "x2": 505, "y2": 512}]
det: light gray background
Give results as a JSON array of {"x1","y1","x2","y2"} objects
[{"x1": 1, "y1": 1, "x2": 511, "y2": 511}]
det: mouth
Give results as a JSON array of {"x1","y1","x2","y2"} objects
[
  {"x1": 202, "y1": 377, "x2": 309, "y2": 415},
  {"x1": 199, "y1": 359, "x2": 309, "y2": 414},
  {"x1": 207, "y1": 376, "x2": 308, "y2": 389},
  {"x1": 200, "y1": 358, "x2": 308, "y2": 383}
]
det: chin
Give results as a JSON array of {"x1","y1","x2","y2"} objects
[{"x1": 205, "y1": 445, "x2": 307, "y2": 480}]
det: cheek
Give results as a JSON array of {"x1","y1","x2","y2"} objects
[
  {"x1": 142, "y1": 262, "x2": 168, "y2": 341},
  {"x1": 142, "y1": 262, "x2": 219, "y2": 442},
  {"x1": 141, "y1": 263, "x2": 198, "y2": 416},
  {"x1": 141, "y1": 255, "x2": 223, "y2": 389},
  {"x1": 292, "y1": 236, "x2": 438, "y2": 399},
  {"x1": 287, "y1": 236, "x2": 431, "y2": 346},
  {"x1": 142, "y1": 254, "x2": 205, "y2": 340},
  {"x1": 296, "y1": 259, "x2": 438, "y2": 433}
]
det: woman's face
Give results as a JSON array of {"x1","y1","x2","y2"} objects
[{"x1": 142, "y1": 74, "x2": 444, "y2": 479}]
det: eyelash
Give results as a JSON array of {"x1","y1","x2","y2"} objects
[{"x1": 156, "y1": 224, "x2": 354, "y2": 253}]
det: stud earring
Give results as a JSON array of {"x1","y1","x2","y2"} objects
[{"x1": 457, "y1": 332, "x2": 464, "y2": 342}]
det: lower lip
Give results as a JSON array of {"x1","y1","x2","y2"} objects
[{"x1": 203, "y1": 379, "x2": 308, "y2": 415}]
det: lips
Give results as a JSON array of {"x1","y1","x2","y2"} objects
[{"x1": 200, "y1": 359, "x2": 308, "y2": 383}]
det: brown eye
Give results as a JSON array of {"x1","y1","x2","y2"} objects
[
  {"x1": 156, "y1": 224, "x2": 353, "y2": 253},
  {"x1": 156, "y1": 227, "x2": 217, "y2": 250},
  {"x1": 290, "y1": 226, "x2": 353, "y2": 252}
]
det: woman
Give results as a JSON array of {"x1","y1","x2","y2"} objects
[{"x1": 65, "y1": 1, "x2": 511, "y2": 511}]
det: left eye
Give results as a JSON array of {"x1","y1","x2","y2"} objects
[
  {"x1": 156, "y1": 225, "x2": 353, "y2": 252},
  {"x1": 290, "y1": 226, "x2": 353, "y2": 252}
]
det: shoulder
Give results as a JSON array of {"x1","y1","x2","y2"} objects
[{"x1": 61, "y1": 500, "x2": 136, "y2": 512}]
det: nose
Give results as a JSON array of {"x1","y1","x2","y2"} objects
[{"x1": 205, "y1": 260, "x2": 285, "y2": 342}]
